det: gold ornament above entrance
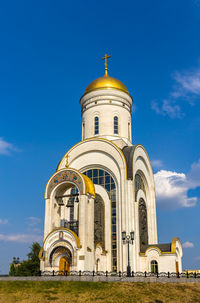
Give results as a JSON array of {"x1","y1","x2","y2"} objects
[{"x1": 45, "y1": 168, "x2": 95, "y2": 199}]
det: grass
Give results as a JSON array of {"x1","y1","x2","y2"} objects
[{"x1": 0, "y1": 281, "x2": 200, "y2": 303}]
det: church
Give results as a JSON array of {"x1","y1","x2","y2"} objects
[{"x1": 39, "y1": 55, "x2": 183, "y2": 274}]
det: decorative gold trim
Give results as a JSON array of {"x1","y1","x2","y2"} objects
[
  {"x1": 139, "y1": 238, "x2": 180, "y2": 256},
  {"x1": 44, "y1": 167, "x2": 95, "y2": 199},
  {"x1": 82, "y1": 86, "x2": 131, "y2": 98},
  {"x1": 95, "y1": 242, "x2": 107, "y2": 255},
  {"x1": 81, "y1": 174, "x2": 95, "y2": 198},
  {"x1": 171, "y1": 237, "x2": 180, "y2": 254},
  {"x1": 38, "y1": 248, "x2": 45, "y2": 261},
  {"x1": 39, "y1": 227, "x2": 81, "y2": 260}
]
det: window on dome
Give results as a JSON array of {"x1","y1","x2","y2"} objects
[
  {"x1": 94, "y1": 116, "x2": 99, "y2": 135},
  {"x1": 82, "y1": 123, "x2": 85, "y2": 140},
  {"x1": 114, "y1": 116, "x2": 118, "y2": 134},
  {"x1": 128, "y1": 122, "x2": 130, "y2": 140}
]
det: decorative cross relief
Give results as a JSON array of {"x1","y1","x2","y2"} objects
[{"x1": 65, "y1": 154, "x2": 70, "y2": 168}]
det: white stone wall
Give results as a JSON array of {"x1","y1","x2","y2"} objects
[
  {"x1": 42, "y1": 130, "x2": 182, "y2": 273},
  {"x1": 94, "y1": 184, "x2": 112, "y2": 271},
  {"x1": 80, "y1": 89, "x2": 132, "y2": 143},
  {"x1": 57, "y1": 138, "x2": 127, "y2": 271}
]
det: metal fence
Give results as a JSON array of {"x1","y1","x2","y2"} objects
[{"x1": 40, "y1": 270, "x2": 200, "y2": 279}]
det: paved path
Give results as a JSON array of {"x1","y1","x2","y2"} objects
[{"x1": 0, "y1": 276, "x2": 200, "y2": 283}]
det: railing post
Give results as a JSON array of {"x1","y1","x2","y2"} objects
[
  {"x1": 145, "y1": 271, "x2": 147, "y2": 277},
  {"x1": 79, "y1": 270, "x2": 81, "y2": 276},
  {"x1": 53, "y1": 270, "x2": 55, "y2": 276},
  {"x1": 177, "y1": 271, "x2": 180, "y2": 278},
  {"x1": 187, "y1": 271, "x2": 189, "y2": 279},
  {"x1": 195, "y1": 272, "x2": 197, "y2": 279},
  {"x1": 168, "y1": 272, "x2": 170, "y2": 278},
  {"x1": 131, "y1": 271, "x2": 134, "y2": 277},
  {"x1": 119, "y1": 271, "x2": 121, "y2": 277},
  {"x1": 157, "y1": 271, "x2": 159, "y2": 278},
  {"x1": 106, "y1": 271, "x2": 108, "y2": 277},
  {"x1": 93, "y1": 270, "x2": 95, "y2": 276}
]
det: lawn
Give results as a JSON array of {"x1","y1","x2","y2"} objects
[{"x1": 0, "y1": 281, "x2": 200, "y2": 303}]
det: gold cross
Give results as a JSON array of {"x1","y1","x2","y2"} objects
[
  {"x1": 101, "y1": 54, "x2": 111, "y2": 76},
  {"x1": 65, "y1": 154, "x2": 69, "y2": 168}
]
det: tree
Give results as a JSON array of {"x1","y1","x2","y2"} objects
[{"x1": 9, "y1": 242, "x2": 41, "y2": 276}]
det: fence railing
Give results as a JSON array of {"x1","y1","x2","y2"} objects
[{"x1": 40, "y1": 270, "x2": 200, "y2": 279}]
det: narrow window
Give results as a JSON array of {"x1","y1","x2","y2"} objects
[
  {"x1": 151, "y1": 260, "x2": 158, "y2": 274},
  {"x1": 139, "y1": 198, "x2": 148, "y2": 249},
  {"x1": 82, "y1": 123, "x2": 85, "y2": 140},
  {"x1": 94, "y1": 194, "x2": 105, "y2": 248},
  {"x1": 94, "y1": 116, "x2": 99, "y2": 135},
  {"x1": 114, "y1": 116, "x2": 118, "y2": 134}
]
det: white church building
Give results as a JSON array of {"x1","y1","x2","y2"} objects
[{"x1": 39, "y1": 55, "x2": 183, "y2": 274}]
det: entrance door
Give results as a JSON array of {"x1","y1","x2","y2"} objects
[
  {"x1": 59, "y1": 257, "x2": 69, "y2": 275},
  {"x1": 176, "y1": 261, "x2": 179, "y2": 273}
]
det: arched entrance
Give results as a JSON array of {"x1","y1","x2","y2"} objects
[
  {"x1": 59, "y1": 256, "x2": 69, "y2": 273},
  {"x1": 50, "y1": 246, "x2": 72, "y2": 273}
]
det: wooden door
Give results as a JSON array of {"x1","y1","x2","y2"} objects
[
  {"x1": 59, "y1": 257, "x2": 69, "y2": 275},
  {"x1": 176, "y1": 261, "x2": 179, "y2": 273}
]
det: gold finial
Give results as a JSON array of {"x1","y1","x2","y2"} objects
[
  {"x1": 101, "y1": 54, "x2": 111, "y2": 76},
  {"x1": 65, "y1": 154, "x2": 69, "y2": 168}
]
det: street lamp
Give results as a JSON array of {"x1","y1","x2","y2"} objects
[{"x1": 122, "y1": 231, "x2": 134, "y2": 277}]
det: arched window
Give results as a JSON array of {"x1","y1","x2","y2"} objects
[
  {"x1": 114, "y1": 116, "x2": 118, "y2": 134},
  {"x1": 83, "y1": 168, "x2": 117, "y2": 272},
  {"x1": 139, "y1": 198, "x2": 148, "y2": 249},
  {"x1": 135, "y1": 173, "x2": 146, "y2": 201},
  {"x1": 94, "y1": 194, "x2": 105, "y2": 247},
  {"x1": 151, "y1": 260, "x2": 158, "y2": 274},
  {"x1": 94, "y1": 116, "x2": 99, "y2": 135}
]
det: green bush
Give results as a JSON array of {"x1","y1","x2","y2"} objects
[{"x1": 9, "y1": 242, "x2": 41, "y2": 276}]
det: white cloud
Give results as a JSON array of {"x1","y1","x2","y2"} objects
[
  {"x1": 0, "y1": 137, "x2": 18, "y2": 155},
  {"x1": 182, "y1": 241, "x2": 194, "y2": 248},
  {"x1": 187, "y1": 159, "x2": 200, "y2": 188},
  {"x1": 152, "y1": 67, "x2": 200, "y2": 118},
  {"x1": 193, "y1": 0, "x2": 200, "y2": 6},
  {"x1": 27, "y1": 217, "x2": 41, "y2": 226},
  {"x1": 154, "y1": 160, "x2": 200, "y2": 209},
  {"x1": 0, "y1": 233, "x2": 43, "y2": 243},
  {"x1": 151, "y1": 100, "x2": 183, "y2": 119},
  {"x1": 173, "y1": 70, "x2": 200, "y2": 95},
  {"x1": 151, "y1": 159, "x2": 164, "y2": 169},
  {"x1": 0, "y1": 219, "x2": 8, "y2": 225}
]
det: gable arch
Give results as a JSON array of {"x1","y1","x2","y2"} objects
[
  {"x1": 132, "y1": 146, "x2": 157, "y2": 245},
  {"x1": 56, "y1": 138, "x2": 127, "y2": 181},
  {"x1": 44, "y1": 168, "x2": 95, "y2": 199}
]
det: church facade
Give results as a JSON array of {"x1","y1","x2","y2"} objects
[{"x1": 39, "y1": 56, "x2": 183, "y2": 274}]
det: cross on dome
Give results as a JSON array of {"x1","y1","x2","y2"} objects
[{"x1": 101, "y1": 54, "x2": 111, "y2": 76}]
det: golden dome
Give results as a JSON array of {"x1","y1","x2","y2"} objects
[{"x1": 84, "y1": 73, "x2": 130, "y2": 95}]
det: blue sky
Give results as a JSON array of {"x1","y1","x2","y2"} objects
[{"x1": 0, "y1": 0, "x2": 200, "y2": 273}]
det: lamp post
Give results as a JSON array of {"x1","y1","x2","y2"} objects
[{"x1": 122, "y1": 231, "x2": 134, "y2": 277}]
